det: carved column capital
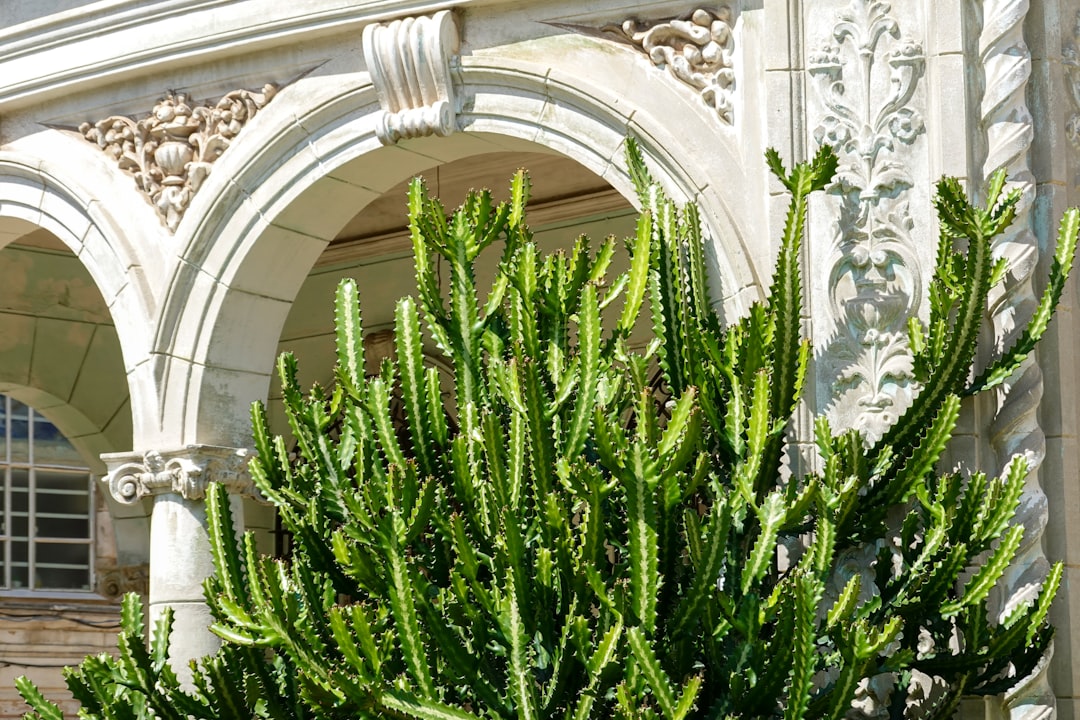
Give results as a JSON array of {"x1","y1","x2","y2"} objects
[
  {"x1": 362, "y1": 10, "x2": 460, "y2": 145},
  {"x1": 102, "y1": 445, "x2": 256, "y2": 505}
]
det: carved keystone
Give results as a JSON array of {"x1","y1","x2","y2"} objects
[
  {"x1": 362, "y1": 10, "x2": 460, "y2": 145},
  {"x1": 102, "y1": 445, "x2": 257, "y2": 505}
]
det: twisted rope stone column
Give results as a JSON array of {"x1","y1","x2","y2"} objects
[{"x1": 978, "y1": 0, "x2": 1054, "y2": 717}]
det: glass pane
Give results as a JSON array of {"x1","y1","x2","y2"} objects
[
  {"x1": 37, "y1": 515, "x2": 90, "y2": 540},
  {"x1": 33, "y1": 419, "x2": 84, "y2": 467},
  {"x1": 36, "y1": 471, "x2": 89, "y2": 495},
  {"x1": 11, "y1": 541, "x2": 28, "y2": 588},
  {"x1": 35, "y1": 472, "x2": 90, "y2": 540},
  {"x1": 36, "y1": 542, "x2": 89, "y2": 566},
  {"x1": 10, "y1": 515, "x2": 28, "y2": 540},
  {"x1": 9, "y1": 416, "x2": 28, "y2": 463},
  {"x1": 35, "y1": 543, "x2": 91, "y2": 589},
  {"x1": 9, "y1": 400, "x2": 28, "y2": 420},
  {"x1": 35, "y1": 566, "x2": 90, "y2": 590},
  {"x1": 11, "y1": 470, "x2": 28, "y2": 526}
]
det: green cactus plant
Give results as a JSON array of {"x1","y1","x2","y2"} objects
[{"x1": 19, "y1": 142, "x2": 1077, "y2": 720}]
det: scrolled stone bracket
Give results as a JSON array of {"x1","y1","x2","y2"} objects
[
  {"x1": 102, "y1": 445, "x2": 258, "y2": 505},
  {"x1": 362, "y1": 10, "x2": 460, "y2": 145}
]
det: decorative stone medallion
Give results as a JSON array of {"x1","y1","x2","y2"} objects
[{"x1": 80, "y1": 85, "x2": 277, "y2": 232}]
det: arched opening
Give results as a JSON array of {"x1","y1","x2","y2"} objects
[
  {"x1": 159, "y1": 48, "x2": 765, "y2": 449},
  {"x1": 250, "y1": 147, "x2": 640, "y2": 553},
  {"x1": 0, "y1": 218, "x2": 143, "y2": 714}
]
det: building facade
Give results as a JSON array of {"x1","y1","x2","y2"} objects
[{"x1": 0, "y1": 0, "x2": 1076, "y2": 718}]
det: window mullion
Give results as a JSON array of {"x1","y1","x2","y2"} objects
[{"x1": 4, "y1": 395, "x2": 10, "y2": 591}]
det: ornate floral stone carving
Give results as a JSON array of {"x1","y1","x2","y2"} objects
[
  {"x1": 809, "y1": 0, "x2": 925, "y2": 442},
  {"x1": 604, "y1": 7, "x2": 736, "y2": 123},
  {"x1": 79, "y1": 85, "x2": 277, "y2": 232},
  {"x1": 103, "y1": 445, "x2": 256, "y2": 505},
  {"x1": 363, "y1": 11, "x2": 460, "y2": 145},
  {"x1": 96, "y1": 563, "x2": 149, "y2": 599}
]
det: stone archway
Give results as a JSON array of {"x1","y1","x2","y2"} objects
[
  {"x1": 157, "y1": 31, "x2": 768, "y2": 450},
  {"x1": 0, "y1": 151, "x2": 161, "y2": 576}
]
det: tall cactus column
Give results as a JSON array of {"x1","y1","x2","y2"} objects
[{"x1": 103, "y1": 446, "x2": 253, "y2": 686}]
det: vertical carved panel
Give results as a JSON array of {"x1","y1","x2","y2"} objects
[
  {"x1": 978, "y1": 1, "x2": 1055, "y2": 718},
  {"x1": 809, "y1": 0, "x2": 925, "y2": 442}
]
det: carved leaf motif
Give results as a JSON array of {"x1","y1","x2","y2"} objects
[{"x1": 79, "y1": 85, "x2": 277, "y2": 232}]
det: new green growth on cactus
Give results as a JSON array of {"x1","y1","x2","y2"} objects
[{"x1": 19, "y1": 142, "x2": 1078, "y2": 720}]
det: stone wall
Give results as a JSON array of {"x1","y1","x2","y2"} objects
[{"x1": 0, "y1": 602, "x2": 121, "y2": 719}]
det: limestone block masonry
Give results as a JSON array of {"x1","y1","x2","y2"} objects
[{"x1": 0, "y1": 0, "x2": 1078, "y2": 718}]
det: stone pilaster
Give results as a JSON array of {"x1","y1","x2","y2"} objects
[{"x1": 101, "y1": 445, "x2": 255, "y2": 687}]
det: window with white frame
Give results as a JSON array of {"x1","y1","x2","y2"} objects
[{"x1": 0, "y1": 395, "x2": 93, "y2": 591}]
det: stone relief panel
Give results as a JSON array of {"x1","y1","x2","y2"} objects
[
  {"x1": 96, "y1": 563, "x2": 149, "y2": 600},
  {"x1": 1063, "y1": 9, "x2": 1080, "y2": 157},
  {"x1": 80, "y1": 86, "x2": 278, "y2": 232},
  {"x1": 604, "y1": 8, "x2": 735, "y2": 123},
  {"x1": 807, "y1": 0, "x2": 927, "y2": 443}
]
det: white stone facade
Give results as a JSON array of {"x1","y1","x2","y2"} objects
[{"x1": 0, "y1": 0, "x2": 1078, "y2": 717}]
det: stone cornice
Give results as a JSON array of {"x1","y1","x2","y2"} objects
[{"x1": 0, "y1": 0, "x2": 461, "y2": 111}]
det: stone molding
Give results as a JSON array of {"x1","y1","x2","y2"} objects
[
  {"x1": 362, "y1": 10, "x2": 460, "y2": 145},
  {"x1": 977, "y1": 0, "x2": 1055, "y2": 718},
  {"x1": 102, "y1": 445, "x2": 255, "y2": 505},
  {"x1": 96, "y1": 563, "x2": 149, "y2": 600},
  {"x1": 809, "y1": 0, "x2": 925, "y2": 442},
  {"x1": 79, "y1": 85, "x2": 278, "y2": 232},
  {"x1": 603, "y1": 7, "x2": 735, "y2": 124}
]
